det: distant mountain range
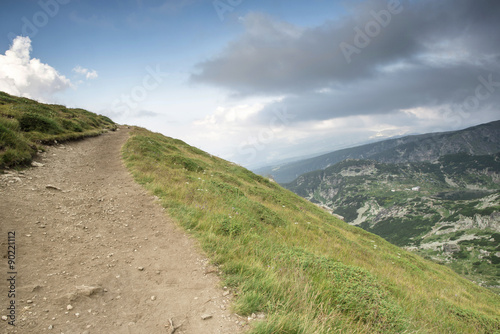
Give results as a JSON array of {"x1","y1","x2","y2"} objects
[
  {"x1": 256, "y1": 120, "x2": 500, "y2": 183},
  {"x1": 278, "y1": 121, "x2": 500, "y2": 292}
]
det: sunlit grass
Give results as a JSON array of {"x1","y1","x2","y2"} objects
[
  {"x1": 0, "y1": 91, "x2": 116, "y2": 168},
  {"x1": 123, "y1": 127, "x2": 500, "y2": 333}
]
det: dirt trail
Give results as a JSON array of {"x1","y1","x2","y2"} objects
[{"x1": 0, "y1": 127, "x2": 245, "y2": 333}]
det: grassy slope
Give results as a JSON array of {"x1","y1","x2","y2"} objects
[
  {"x1": 122, "y1": 127, "x2": 500, "y2": 333},
  {"x1": 0, "y1": 91, "x2": 116, "y2": 168},
  {"x1": 284, "y1": 156, "x2": 500, "y2": 292}
]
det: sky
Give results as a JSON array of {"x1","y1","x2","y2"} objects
[{"x1": 0, "y1": 0, "x2": 499, "y2": 169}]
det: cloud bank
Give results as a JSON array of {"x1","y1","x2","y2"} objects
[
  {"x1": 191, "y1": 0, "x2": 500, "y2": 129},
  {"x1": 0, "y1": 36, "x2": 71, "y2": 101}
]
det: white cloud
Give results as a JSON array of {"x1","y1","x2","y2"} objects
[
  {"x1": 73, "y1": 65, "x2": 98, "y2": 80},
  {"x1": 0, "y1": 36, "x2": 71, "y2": 101},
  {"x1": 194, "y1": 103, "x2": 263, "y2": 127}
]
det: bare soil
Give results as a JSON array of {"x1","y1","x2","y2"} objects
[{"x1": 0, "y1": 127, "x2": 246, "y2": 333}]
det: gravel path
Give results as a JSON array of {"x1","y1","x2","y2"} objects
[{"x1": 0, "y1": 127, "x2": 244, "y2": 333}]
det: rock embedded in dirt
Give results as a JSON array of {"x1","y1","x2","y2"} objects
[{"x1": 75, "y1": 285, "x2": 104, "y2": 297}]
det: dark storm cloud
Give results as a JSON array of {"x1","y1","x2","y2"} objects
[
  {"x1": 252, "y1": 64, "x2": 500, "y2": 125},
  {"x1": 190, "y1": 0, "x2": 500, "y2": 124}
]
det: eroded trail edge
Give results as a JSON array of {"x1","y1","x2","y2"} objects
[{"x1": 0, "y1": 127, "x2": 243, "y2": 334}]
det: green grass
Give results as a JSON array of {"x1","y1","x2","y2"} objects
[
  {"x1": 0, "y1": 91, "x2": 116, "y2": 169},
  {"x1": 122, "y1": 127, "x2": 500, "y2": 333}
]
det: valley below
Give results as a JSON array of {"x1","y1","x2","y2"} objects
[{"x1": 285, "y1": 153, "x2": 500, "y2": 292}]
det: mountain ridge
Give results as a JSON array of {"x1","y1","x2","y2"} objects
[{"x1": 256, "y1": 120, "x2": 500, "y2": 183}]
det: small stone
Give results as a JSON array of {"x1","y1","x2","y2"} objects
[
  {"x1": 67, "y1": 305, "x2": 73, "y2": 310},
  {"x1": 1, "y1": 315, "x2": 8, "y2": 321},
  {"x1": 222, "y1": 291, "x2": 230, "y2": 296},
  {"x1": 201, "y1": 314, "x2": 212, "y2": 320},
  {"x1": 138, "y1": 267, "x2": 144, "y2": 271},
  {"x1": 48, "y1": 324, "x2": 53, "y2": 329},
  {"x1": 76, "y1": 285, "x2": 103, "y2": 297},
  {"x1": 151, "y1": 296, "x2": 156, "y2": 301},
  {"x1": 27, "y1": 300, "x2": 33, "y2": 304},
  {"x1": 31, "y1": 161, "x2": 44, "y2": 167}
]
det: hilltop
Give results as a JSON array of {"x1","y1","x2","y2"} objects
[
  {"x1": 256, "y1": 120, "x2": 500, "y2": 183},
  {"x1": 0, "y1": 91, "x2": 116, "y2": 169}
]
